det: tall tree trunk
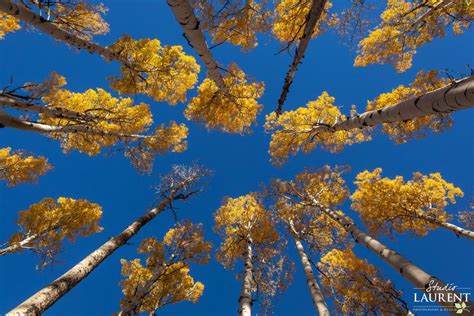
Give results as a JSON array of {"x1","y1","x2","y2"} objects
[
  {"x1": 309, "y1": 197, "x2": 471, "y2": 315},
  {"x1": 326, "y1": 75, "x2": 474, "y2": 132},
  {"x1": 0, "y1": 0, "x2": 120, "y2": 61},
  {"x1": 6, "y1": 190, "x2": 185, "y2": 316},
  {"x1": 438, "y1": 221, "x2": 474, "y2": 240},
  {"x1": 166, "y1": 0, "x2": 225, "y2": 89},
  {"x1": 238, "y1": 240, "x2": 253, "y2": 316},
  {"x1": 293, "y1": 235, "x2": 330, "y2": 315},
  {"x1": 276, "y1": 0, "x2": 327, "y2": 115},
  {"x1": 0, "y1": 233, "x2": 39, "y2": 256}
]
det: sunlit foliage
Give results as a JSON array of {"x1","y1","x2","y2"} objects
[
  {"x1": 352, "y1": 168, "x2": 464, "y2": 237},
  {"x1": 119, "y1": 222, "x2": 211, "y2": 314},
  {"x1": 108, "y1": 36, "x2": 200, "y2": 104},
  {"x1": 265, "y1": 92, "x2": 370, "y2": 165},
  {"x1": 273, "y1": 0, "x2": 335, "y2": 42},
  {"x1": 367, "y1": 70, "x2": 452, "y2": 143},
  {"x1": 0, "y1": 11, "x2": 20, "y2": 39},
  {"x1": 4, "y1": 197, "x2": 102, "y2": 269},
  {"x1": 320, "y1": 248, "x2": 408, "y2": 315},
  {"x1": 355, "y1": 0, "x2": 474, "y2": 72},
  {"x1": 185, "y1": 64, "x2": 264, "y2": 133},
  {"x1": 0, "y1": 147, "x2": 51, "y2": 186}
]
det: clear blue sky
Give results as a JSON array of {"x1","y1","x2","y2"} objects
[{"x1": 1, "y1": 1, "x2": 473, "y2": 315}]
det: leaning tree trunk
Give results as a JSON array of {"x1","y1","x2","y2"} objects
[
  {"x1": 276, "y1": 0, "x2": 327, "y2": 115},
  {"x1": 0, "y1": 233, "x2": 39, "y2": 256},
  {"x1": 293, "y1": 235, "x2": 330, "y2": 315},
  {"x1": 326, "y1": 75, "x2": 474, "y2": 132},
  {"x1": 238, "y1": 240, "x2": 253, "y2": 316},
  {"x1": 310, "y1": 198, "x2": 471, "y2": 315},
  {"x1": 166, "y1": 0, "x2": 226, "y2": 89},
  {"x1": 7, "y1": 191, "x2": 184, "y2": 316},
  {"x1": 438, "y1": 221, "x2": 474, "y2": 240}
]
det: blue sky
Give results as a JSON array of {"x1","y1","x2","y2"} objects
[{"x1": 0, "y1": 1, "x2": 473, "y2": 315}]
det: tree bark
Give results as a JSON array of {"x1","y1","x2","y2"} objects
[
  {"x1": 439, "y1": 221, "x2": 474, "y2": 241},
  {"x1": 293, "y1": 236, "x2": 330, "y2": 315},
  {"x1": 309, "y1": 197, "x2": 471, "y2": 315},
  {"x1": 326, "y1": 75, "x2": 474, "y2": 132},
  {"x1": 238, "y1": 240, "x2": 253, "y2": 316},
  {"x1": 166, "y1": 0, "x2": 226, "y2": 89},
  {"x1": 276, "y1": 0, "x2": 327, "y2": 115},
  {"x1": 6, "y1": 190, "x2": 185, "y2": 315},
  {"x1": 0, "y1": 233, "x2": 39, "y2": 256}
]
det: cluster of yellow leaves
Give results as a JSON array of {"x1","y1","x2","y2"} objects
[
  {"x1": 320, "y1": 248, "x2": 406, "y2": 315},
  {"x1": 355, "y1": 0, "x2": 473, "y2": 72},
  {"x1": 10, "y1": 197, "x2": 103, "y2": 268},
  {"x1": 120, "y1": 222, "x2": 210, "y2": 313},
  {"x1": 352, "y1": 168, "x2": 464, "y2": 237},
  {"x1": 0, "y1": 12, "x2": 20, "y2": 39},
  {"x1": 45, "y1": 1, "x2": 109, "y2": 40},
  {"x1": 185, "y1": 64, "x2": 264, "y2": 133},
  {"x1": 214, "y1": 193, "x2": 279, "y2": 269},
  {"x1": 108, "y1": 36, "x2": 200, "y2": 104},
  {"x1": 367, "y1": 70, "x2": 452, "y2": 143},
  {"x1": 0, "y1": 147, "x2": 52, "y2": 186},
  {"x1": 197, "y1": 0, "x2": 272, "y2": 51},
  {"x1": 265, "y1": 92, "x2": 370, "y2": 165},
  {"x1": 272, "y1": 0, "x2": 335, "y2": 42}
]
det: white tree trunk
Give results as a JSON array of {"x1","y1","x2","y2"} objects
[
  {"x1": 166, "y1": 0, "x2": 225, "y2": 89},
  {"x1": 238, "y1": 240, "x2": 253, "y2": 316},
  {"x1": 310, "y1": 198, "x2": 470, "y2": 315},
  {"x1": 439, "y1": 221, "x2": 474, "y2": 240},
  {"x1": 276, "y1": 0, "x2": 327, "y2": 115},
  {"x1": 293, "y1": 236, "x2": 330, "y2": 315},
  {"x1": 330, "y1": 76, "x2": 474, "y2": 132},
  {"x1": 6, "y1": 193, "x2": 182, "y2": 315},
  {"x1": 0, "y1": 0, "x2": 119, "y2": 61},
  {"x1": 0, "y1": 233, "x2": 39, "y2": 256}
]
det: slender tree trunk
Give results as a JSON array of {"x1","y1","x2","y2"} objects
[
  {"x1": 166, "y1": 0, "x2": 226, "y2": 89},
  {"x1": 7, "y1": 191, "x2": 184, "y2": 315},
  {"x1": 409, "y1": 0, "x2": 453, "y2": 31},
  {"x1": 0, "y1": 0, "x2": 119, "y2": 61},
  {"x1": 326, "y1": 75, "x2": 474, "y2": 132},
  {"x1": 0, "y1": 233, "x2": 39, "y2": 256},
  {"x1": 238, "y1": 240, "x2": 253, "y2": 316},
  {"x1": 293, "y1": 235, "x2": 330, "y2": 315},
  {"x1": 309, "y1": 197, "x2": 471, "y2": 315},
  {"x1": 438, "y1": 221, "x2": 474, "y2": 240},
  {"x1": 276, "y1": 0, "x2": 327, "y2": 115},
  {"x1": 0, "y1": 95, "x2": 96, "y2": 122}
]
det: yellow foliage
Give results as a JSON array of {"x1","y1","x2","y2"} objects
[
  {"x1": 185, "y1": 64, "x2": 264, "y2": 133},
  {"x1": 10, "y1": 197, "x2": 103, "y2": 268},
  {"x1": 355, "y1": 0, "x2": 473, "y2": 72},
  {"x1": 119, "y1": 222, "x2": 210, "y2": 313},
  {"x1": 214, "y1": 193, "x2": 279, "y2": 269},
  {"x1": 196, "y1": 0, "x2": 272, "y2": 50},
  {"x1": 0, "y1": 147, "x2": 52, "y2": 186},
  {"x1": 48, "y1": 1, "x2": 109, "y2": 40},
  {"x1": 108, "y1": 36, "x2": 200, "y2": 104},
  {"x1": 352, "y1": 168, "x2": 464, "y2": 237},
  {"x1": 0, "y1": 12, "x2": 20, "y2": 39},
  {"x1": 320, "y1": 248, "x2": 406, "y2": 315},
  {"x1": 367, "y1": 70, "x2": 452, "y2": 143},
  {"x1": 265, "y1": 92, "x2": 370, "y2": 165},
  {"x1": 273, "y1": 0, "x2": 335, "y2": 42}
]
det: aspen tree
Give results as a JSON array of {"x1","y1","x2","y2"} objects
[
  {"x1": 266, "y1": 73, "x2": 474, "y2": 165},
  {"x1": 0, "y1": 73, "x2": 188, "y2": 172},
  {"x1": 277, "y1": 165, "x2": 472, "y2": 314},
  {"x1": 7, "y1": 165, "x2": 208, "y2": 316},
  {"x1": 0, "y1": 147, "x2": 51, "y2": 186},
  {"x1": 214, "y1": 193, "x2": 292, "y2": 316},
  {"x1": 319, "y1": 248, "x2": 409, "y2": 315},
  {"x1": 0, "y1": 197, "x2": 103, "y2": 269},
  {"x1": 0, "y1": 0, "x2": 200, "y2": 102},
  {"x1": 355, "y1": 0, "x2": 473, "y2": 72},
  {"x1": 118, "y1": 221, "x2": 211, "y2": 315},
  {"x1": 352, "y1": 168, "x2": 474, "y2": 240}
]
